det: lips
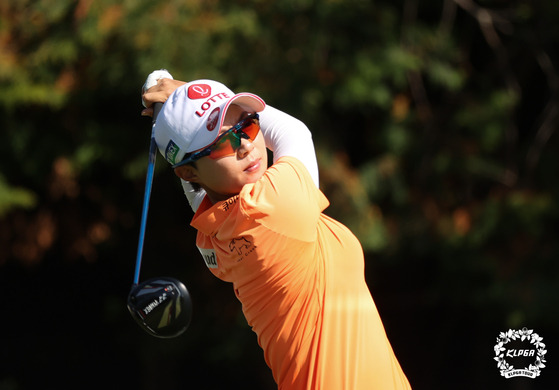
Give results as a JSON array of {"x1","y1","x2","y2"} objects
[{"x1": 244, "y1": 158, "x2": 261, "y2": 173}]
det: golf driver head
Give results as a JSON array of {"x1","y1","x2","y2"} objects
[{"x1": 127, "y1": 277, "x2": 192, "y2": 338}]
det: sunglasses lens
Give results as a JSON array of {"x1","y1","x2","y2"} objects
[
  {"x1": 207, "y1": 116, "x2": 260, "y2": 159},
  {"x1": 208, "y1": 133, "x2": 238, "y2": 159},
  {"x1": 242, "y1": 120, "x2": 260, "y2": 140}
]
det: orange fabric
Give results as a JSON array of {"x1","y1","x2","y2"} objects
[{"x1": 192, "y1": 157, "x2": 411, "y2": 389}]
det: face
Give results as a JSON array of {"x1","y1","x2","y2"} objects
[{"x1": 174, "y1": 104, "x2": 268, "y2": 203}]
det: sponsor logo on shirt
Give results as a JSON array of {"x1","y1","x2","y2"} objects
[
  {"x1": 197, "y1": 246, "x2": 218, "y2": 269},
  {"x1": 220, "y1": 196, "x2": 238, "y2": 212},
  {"x1": 229, "y1": 237, "x2": 256, "y2": 262}
]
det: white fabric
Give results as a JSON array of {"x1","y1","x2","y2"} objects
[
  {"x1": 180, "y1": 105, "x2": 319, "y2": 212},
  {"x1": 154, "y1": 80, "x2": 265, "y2": 165},
  {"x1": 142, "y1": 70, "x2": 173, "y2": 107}
]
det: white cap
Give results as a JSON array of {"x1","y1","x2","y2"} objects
[{"x1": 153, "y1": 79, "x2": 266, "y2": 165}]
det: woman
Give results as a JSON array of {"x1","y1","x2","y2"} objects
[{"x1": 142, "y1": 78, "x2": 411, "y2": 390}]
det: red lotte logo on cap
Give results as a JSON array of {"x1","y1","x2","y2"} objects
[
  {"x1": 206, "y1": 107, "x2": 220, "y2": 131},
  {"x1": 187, "y1": 83, "x2": 232, "y2": 118},
  {"x1": 188, "y1": 84, "x2": 211, "y2": 99}
]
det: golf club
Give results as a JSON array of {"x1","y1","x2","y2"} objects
[{"x1": 127, "y1": 70, "x2": 192, "y2": 338}]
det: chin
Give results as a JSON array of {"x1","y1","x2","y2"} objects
[{"x1": 247, "y1": 170, "x2": 266, "y2": 183}]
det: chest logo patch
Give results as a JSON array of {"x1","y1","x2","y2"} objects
[{"x1": 229, "y1": 237, "x2": 256, "y2": 261}]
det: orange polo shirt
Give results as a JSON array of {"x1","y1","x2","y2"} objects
[{"x1": 191, "y1": 157, "x2": 411, "y2": 390}]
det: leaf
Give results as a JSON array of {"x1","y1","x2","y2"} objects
[{"x1": 0, "y1": 175, "x2": 38, "y2": 216}]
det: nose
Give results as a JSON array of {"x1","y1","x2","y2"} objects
[{"x1": 237, "y1": 138, "x2": 254, "y2": 158}]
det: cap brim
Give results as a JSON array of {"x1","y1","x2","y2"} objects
[{"x1": 228, "y1": 93, "x2": 266, "y2": 113}]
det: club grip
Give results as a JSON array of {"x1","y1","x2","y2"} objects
[{"x1": 152, "y1": 102, "x2": 163, "y2": 125}]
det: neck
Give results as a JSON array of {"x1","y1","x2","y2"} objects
[{"x1": 204, "y1": 187, "x2": 237, "y2": 205}]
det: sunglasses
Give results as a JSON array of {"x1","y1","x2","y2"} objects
[{"x1": 172, "y1": 113, "x2": 260, "y2": 168}]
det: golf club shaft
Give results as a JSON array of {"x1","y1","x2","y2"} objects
[{"x1": 133, "y1": 102, "x2": 162, "y2": 285}]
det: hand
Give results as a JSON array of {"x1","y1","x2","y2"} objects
[{"x1": 141, "y1": 78, "x2": 187, "y2": 117}]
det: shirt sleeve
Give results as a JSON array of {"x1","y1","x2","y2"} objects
[
  {"x1": 181, "y1": 105, "x2": 319, "y2": 213},
  {"x1": 240, "y1": 157, "x2": 329, "y2": 242},
  {"x1": 258, "y1": 105, "x2": 320, "y2": 188}
]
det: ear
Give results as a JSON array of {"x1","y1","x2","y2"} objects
[{"x1": 174, "y1": 165, "x2": 200, "y2": 183}]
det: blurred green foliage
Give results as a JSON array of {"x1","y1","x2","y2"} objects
[{"x1": 1, "y1": 0, "x2": 559, "y2": 389}]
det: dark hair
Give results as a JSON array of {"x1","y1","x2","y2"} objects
[
  {"x1": 179, "y1": 154, "x2": 202, "y2": 192},
  {"x1": 190, "y1": 180, "x2": 202, "y2": 192}
]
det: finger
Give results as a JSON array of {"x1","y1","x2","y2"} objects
[
  {"x1": 141, "y1": 107, "x2": 154, "y2": 117},
  {"x1": 141, "y1": 79, "x2": 186, "y2": 110},
  {"x1": 141, "y1": 90, "x2": 168, "y2": 108},
  {"x1": 142, "y1": 70, "x2": 173, "y2": 107}
]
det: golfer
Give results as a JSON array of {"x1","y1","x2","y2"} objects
[{"x1": 142, "y1": 78, "x2": 411, "y2": 390}]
